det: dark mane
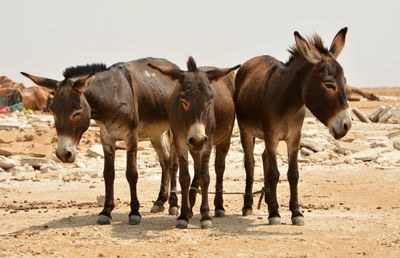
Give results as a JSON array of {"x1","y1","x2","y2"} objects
[
  {"x1": 63, "y1": 63, "x2": 108, "y2": 79},
  {"x1": 285, "y1": 33, "x2": 329, "y2": 65}
]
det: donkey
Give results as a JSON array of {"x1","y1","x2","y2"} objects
[
  {"x1": 21, "y1": 58, "x2": 180, "y2": 225},
  {"x1": 235, "y1": 28, "x2": 352, "y2": 226},
  {"x1": 148, "y1": 57, "x2": 240, "y2": 229}
]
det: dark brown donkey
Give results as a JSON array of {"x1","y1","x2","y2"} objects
[
  {"x1": 21, "y1": 58, "x2": 180, "y2": 225},
  {"x1": 149, "y1": 57, "x2": 240, "y2": 229},
  {"x1": 235, "y1": 28, "x2": 352, "y2": 226}
]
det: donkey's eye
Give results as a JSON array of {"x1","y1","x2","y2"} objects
[
  {"x1": 180, "y1": 98, "x2": 190, "y2": 111},
  {"x1": 324, "y1": 81, "x2": 337, "y2": 91},
  {"x1": 72, "y1": 109, "x2": 83, "y2": 119}
]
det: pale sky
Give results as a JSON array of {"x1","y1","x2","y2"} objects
[{"x1": 1, "y1": 0, "x2": 399, "y2": 87}]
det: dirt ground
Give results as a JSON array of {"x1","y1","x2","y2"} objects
[{"x1": 1, "y1": 87, "x2": 400, "y2": 258}]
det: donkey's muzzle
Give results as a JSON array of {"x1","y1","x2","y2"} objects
[
  {"x1": 328, "y1": 109, "x2": 352, "y2": 139},
  {"x1": 187, "y1": 122, "x2": 207, "y2": 151},
  {"x1": 188, "y1": 136, "x2": 208, "y2": 151},
  {"x1": 56, "y1": 136, "x2": 77, "y2": 163}
]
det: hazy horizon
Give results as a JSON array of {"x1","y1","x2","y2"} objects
[{"x1": 1, "y1": 0, "x2": 399, "y2": 87}]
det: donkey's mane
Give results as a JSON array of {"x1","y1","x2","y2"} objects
[
  {"x1": 285, "y1": 33, "x2": 329, "y2": 65},
  {"x1": 63, "y1": 63, "x2": 108, "y2": 79}
]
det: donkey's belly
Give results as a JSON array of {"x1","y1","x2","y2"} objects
[
  {"x1": 237, "y1": 117, "x2": 264, "y2": 139},
  {"x1": 138, "y1": 120, "x2": 169, "y2": 139}
]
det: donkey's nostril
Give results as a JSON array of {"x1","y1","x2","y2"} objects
[
  {"x1": 65, "y1": 151, "x2": 72, "y2": 159},
  {"x1": 188, "y1": 137, "x2": 196, "y2": 146},
  {"x1": 343, "y1": 122, "x2": 348, "y2": 131},
  {"x1": 203, "y1": 136, "x2": 208, "y2": 144}
]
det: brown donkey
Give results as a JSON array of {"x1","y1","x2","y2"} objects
[
  {"x1": 21, "y1": 58, "x2": 180, "y2": 225},
  {"x1": 149, "y1": 57, "x2": 240, "y2": 229},
  {"x1": 235, "y1": 28, "x2": 352, "y2": 226}
]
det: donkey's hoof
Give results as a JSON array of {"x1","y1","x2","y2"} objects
[
  {"x1": 176, "y1": 219, "x2": 188, "y2": 229},
  {"x1": 128, "y1": 215, "x2": 141, "y2": 225},
  {"x1": 97, "y1": 215, "x2": 111, "y2": 225},
  {"x1": 169, "y1": 207, "x2": 179, "y2": 216},
  {"x1": 200, "y1": 220, "x2": 213, "y2": 229},
  {"x1": 268, "y1": 216, "x2": 281, "y2": 225},
  {"x1": 291, "y1": 216, "x2": 305, "y2": 226},
  {"x1": 150, "y1": 204, "x2": 165, "y2": 213},
  {"x1": 214, "y1": 209, "x2": 225, "y2": 218},
  {"x1": 242, "y1": 208, "x2": 252, "y2": 217}
]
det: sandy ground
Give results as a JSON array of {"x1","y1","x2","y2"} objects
[{"x1": 0, "y1": 88, "x2": 400, "y2": 257}]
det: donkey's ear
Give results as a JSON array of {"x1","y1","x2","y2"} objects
[
  {"x1": 20, "y1": 72, "x2": 59, "y2": 90},
  {"x1": 73, "y1": 75, "x2": 95, "y2": 93},
  {"x1": 148, "y1": 63, "x2": 184, "y2": 81},
  {"x1": 294, "y1": 31, "x2": 322, "y2": 64},
  {"x1": 329, "y1": 27, "x2": 348, "y2": 59},
  {"x1": 206, "y1": 65, "x2": 241, "y2": 82}
]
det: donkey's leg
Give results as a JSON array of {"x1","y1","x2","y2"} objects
[
  {"x1": 168, "y1": 141, "x2": 179, "y2": 216},
  {"x1": 286, "y1": 131, "x2": 304, "y2": 226},
  {"x1": 97, "y1": 131, "x2": 116, "y2": 225},
  {"x1": 126, "y1": 130, "x2": 141, "y2": 225},
  {"x1": 199, "y1": 147, "x2": 212, "y2": 229},
  {"x1": 214, "y1": 138, "x2": 231, "y2": 217},
  {"x1": 239, "y1": 126, "x2": 255, "y2": 216},
  {"x1": 149, "y1": 134, "x2": 170, "y2": 214},
  {"x1": 176, "y1": 140, "x2": 191, "y2": 229},
  {"x1": 189, "y1": 151, "x2": 201, "y2": 219},
  {"x1": 263, "y1": 139, "x2": 280, "y2": 225}
]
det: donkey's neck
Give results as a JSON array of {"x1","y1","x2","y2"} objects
[
  {"x1": 83, "y1": 86, "x2": 103, "y2": 121},
  {"x1": 278, "y1": 58, "x2": 312, "y2": 116}
]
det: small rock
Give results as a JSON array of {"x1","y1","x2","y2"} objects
[
  {"x1": 300, "y1": 138, "x2": 324, "y2": 152},
  {"x1": 21, "y1": 157, "x2": 50, "y2": 170},
  {"x1": 35, "y1": 171, "x2": 60, "y2": 180},
  {"x1": 0, "y1": 156, "x2": 19, "y2": 169},
  {"x1": 300, "y1": 148, "x2": 313, "y2": 156},
  {"x1": 350, "y1": 151, "x2": 377, "y2": 162},
  {"x1": 370, "y1": 140, "x2": 390, "y2": 148},
  {"x1": 393, "y1": 140, "x2": 400, "y2": 151},
  {"x1": 87, "y1": 145, "x2": 104, "y2": 158},
  {"x1": 344, "y1": 157, "x2": 355, "y2": 164}
]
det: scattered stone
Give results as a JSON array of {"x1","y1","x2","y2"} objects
[
  {"x1": 344, "y1": 157, "x2": 356, "y2": 164},
  {"x1": 377, "y1": 106, "x2": 393, "y2": 121},
  {"x1": 368, "y1": 107, "x2": 384, "y2": 122},
  {"x1": 300, "y1": 138, "x2": 324, "y2": 152},
  {"x1": 35, "y1": 171, "x2": 60, "y2": 180},
  {"x1": 300, "y1": 148, "x2": 313, "y2": 156},
  {"x1": 86, "y1": 145, "x2": 104, "y2": 158},
  {"x1": 24, "y1": 134, "x2": 34, "y2": 141},
  {"x1": 349, "y1": 147, "x2": 391, "y2": 162},
  {"x1": 370, "y1": 140, "x2": 390, "y2": 148},
  {"x1": 393, "y1": 140, "x2": 400, "y2": 151},
  {"x1": 379, "y1": 111, "x2": 393, "y2": 123},
  {"x1": 21, "y1": 157, "x2": 50, "y2": 170},
  {"x1": 62, "y1": 171, "x2": 86, "y2": 182},
  {"x1": 336, "y1": 142, "x2": 369, "y2": 154},
  {"x1": 351, "y1": 108, "x2": 371, "y2": 123},
  {"x1": 0, "y1": 156, "x2": 19, "y2": 169}
]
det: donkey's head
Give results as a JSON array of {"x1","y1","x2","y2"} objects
[
  {"x1": 21, "y1": 64, "x2": 107, "y2": 162},
  {"x1": 293, "y1": 28, "x2": 351, "y2": 139},
  {"x1": 149, "y1": 57, "x2": 240, "y2": 151}
]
